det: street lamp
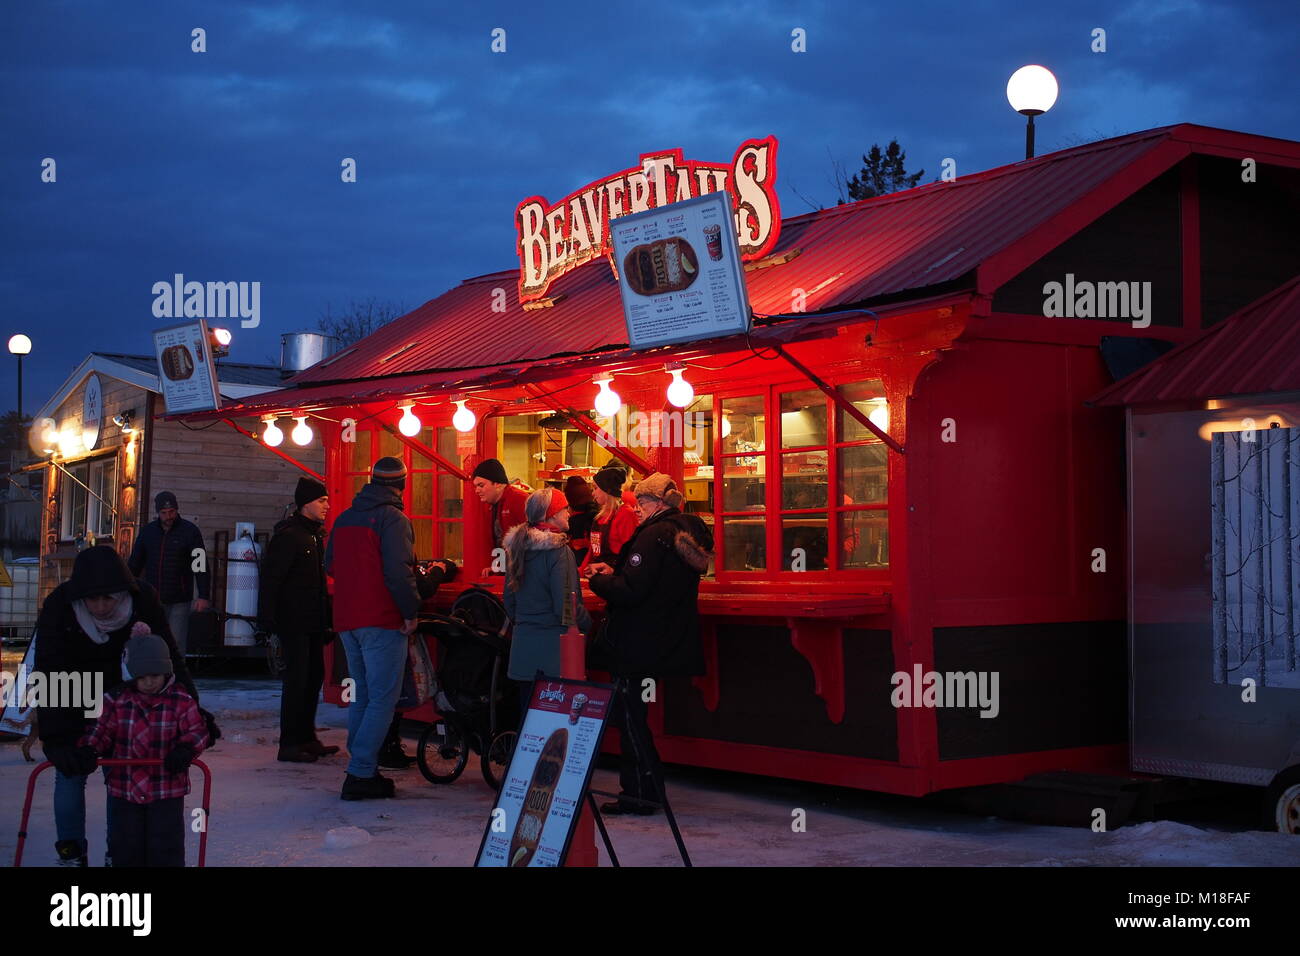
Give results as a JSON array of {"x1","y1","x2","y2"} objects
[
  {"x1": 1007, "y1": 65, "x2": 1058, "y2": 159},
  {"x1": 8, "y1": 333, "x2": 31, "y2": 418}
]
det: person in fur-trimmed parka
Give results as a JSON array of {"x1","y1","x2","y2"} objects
[
  {"x1": 587, "y1": 472, "x2": 713, "y2": 815},
  {"x1": 502, "y1": 488, "x2": 590, "y2": 684}
]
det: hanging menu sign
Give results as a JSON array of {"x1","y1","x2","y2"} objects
[
  {"x1": 610, "y1": 190, "x2": 752, "y2": 349},
  {"x1": 152, "y1": 320, "x2": 222, "y2": 414},
  {"x1": 475, "y1": 677, "x2": 614, "y2": 867}
]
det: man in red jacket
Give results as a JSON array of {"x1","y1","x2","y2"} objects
[
  {"x1": 470, "y1": 458, "x2": 529, "y2": 575},
  {"x1": 324, "y1": 457, "x2": 419, "y2": 801}
]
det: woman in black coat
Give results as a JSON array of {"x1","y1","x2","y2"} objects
[
  {"x1": 587, "y1": 474, "x2": 712, "y2": 816},
  {"x1": 35, "y1": 545, "x2": 213, "y2": 866}
]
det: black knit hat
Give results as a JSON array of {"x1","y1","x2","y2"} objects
[
  {"x1": 471, "y1": 458, "x2": 509, "y2": 485},
  {"x1": 371, "y1": 456, "x2": 407, "y2": 489},
  {"x1": 125, "y1": 634, "x2": 173, "y2": 678},
  {"x1": 65, "y1": 545, "x2": 139, "y2": 601},
  {"x1": 593, "y1": 464, "x2": 626, "y2": 496},
  {"x1": 155, "y1": 491, "x2": 178, "y2": 512},
  {"x1": 295, "y1": 476, "x2": 328, "y2": 509}
]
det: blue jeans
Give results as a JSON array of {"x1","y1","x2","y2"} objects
[
  {"x1": 54, "y1": 767, "x2": 115, "y2": 856},
  {"x1": 339, "y1": 627, "x2": 407, "y2": 778}
]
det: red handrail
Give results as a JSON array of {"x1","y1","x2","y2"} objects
[{"x1": 14, "y1": 759, "x2": 213, "y2": 867}]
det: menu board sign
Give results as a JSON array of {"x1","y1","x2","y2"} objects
[
  {"x1": 152, "y1": 320, "x2": 222, "y2": 414},
  {"x1": 475, "y1": 677, "x2": 614, "y2": 867},
  {"x1": 610, "y1": 190, "x2": 752, "y2": 349}
]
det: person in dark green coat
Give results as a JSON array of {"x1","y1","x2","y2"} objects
[{"x1": 502, "y1": 488, "x2": 590, "y2": 691}]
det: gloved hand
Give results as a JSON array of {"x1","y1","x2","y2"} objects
[
  {"x1": 44, "y1": 744, "x2": 85, "y2": 778},
  {"x1": 437, "y1": 558, "x2": 459, "y2": 583},
  {"x1": 163, "y1": 743, "x2": 196, "y2": 773},
  {"x1": 75, "y1": 745, "x2": 99, "y2": 775},
  {"x1": 199, "y1": 708, "x2": 221, "y2": 747}
]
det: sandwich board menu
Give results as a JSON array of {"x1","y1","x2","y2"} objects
[
  {"x1": 610, "y1": 189, "x2": 752, "y2": 349},
  {"x1": 152, "y1": 320, "x2": 222, "y2": 414},
  {"x1": 475, "y1": 676, "x2": 614, "y2": 867}
]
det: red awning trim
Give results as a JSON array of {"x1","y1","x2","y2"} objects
[{"x1": 379, "y1": 422, "x2": 469, "y2": 481}]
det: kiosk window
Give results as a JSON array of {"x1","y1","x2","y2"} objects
[
  {"x1": 61, "y1": 456, "x2": 116, "y2": 540},
  {"x1": 713, "y1": 379, "x2": 889, "y2": 575}
]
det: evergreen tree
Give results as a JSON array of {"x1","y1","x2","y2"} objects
[{"x1": 841, "y1": 139, "x2": 924, "y2": 203}]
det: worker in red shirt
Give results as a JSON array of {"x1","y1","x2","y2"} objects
[
  {"x1": 582, "y1": 464, "x2": 640, "y2": 575},
  {"x1": 470, "y1": 458, "x2": 529, "y2": 575}
]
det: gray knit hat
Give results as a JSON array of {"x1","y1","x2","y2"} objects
[{"x1": 125, "y1": 634, "x2": 173, "y2": 678}]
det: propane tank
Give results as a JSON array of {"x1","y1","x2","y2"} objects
[{"x1": 225, "y1": 522, "x2": 261, "y2": 646}]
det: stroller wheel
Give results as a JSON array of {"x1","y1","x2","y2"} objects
[
  {"x1": 417, "y1": 721, "x2": 468, "y2": 784},
  {"x1": 481, "y1": 730, "x2": 518, "y2": 791}
]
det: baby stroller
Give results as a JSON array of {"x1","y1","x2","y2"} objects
[{"x1": 415, "y1": 586, "x2": 521, "y2": 790}]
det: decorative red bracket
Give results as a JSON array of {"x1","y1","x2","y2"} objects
[
  {"x1": 692, "y1": 618, "x2": 721, "y2": 712},
  {"x1": 787, "y1": 618, "x2": 845, "y2": 724},
  {"x1": 522, "y1": 384, "x2": 654, "y2": 476},
  {"x1": 770, "y1": 343, "x2": 904, "y2": 454}
]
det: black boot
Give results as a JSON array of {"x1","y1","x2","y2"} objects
[
  {"x1": 55, "y1": 840, "x2": 88, "y2": 867},
  {"x1": 340, "y1": 772, "x2": 396, "y2": 801}
]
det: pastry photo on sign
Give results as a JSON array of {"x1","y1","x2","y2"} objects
[
  {"x1": 622, "y1": 236, "x2": 699, "y2": 297},
  {"x1": 507, "y1": 727, "x2": 569, "y2": 867}
]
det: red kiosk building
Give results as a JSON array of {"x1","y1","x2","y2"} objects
[{"x1": 187, "y1": 124, "x2": 1300, "y2": 796}]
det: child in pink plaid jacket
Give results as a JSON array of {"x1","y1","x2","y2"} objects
[{"x1": 79, "y1": 632, "x2": 207, "y2": 866}]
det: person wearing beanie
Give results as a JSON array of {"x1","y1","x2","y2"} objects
[
  {"x1": 127, "y1": 490, "x2": 210, "y2": 655},
  {"x1": 35, "y1": 545, "x2": 213, "y2": 866},
  {"x1": 79, "y1": 632, "x2": 207, "y2": 867},
  {"x1": 470, "y1": 457, "x2": 530, "y2": 567},
  {"x1": 582, "y1": 465, "x2": 640, "y2": 574},
  {"x1": 587, "y1": 473, "x2": 713, "y2": 817},
  {"x1": 502, "y1": 488, "x2": 591, "y2": 709},
  {"x1": 323, "y1": 458, "x2": 423, "y2": 800},
  {"x1": 259, "y1": 474, "x2": 335, "y2": 763},
  {"x1": 562, "y1": 475, "x2": 597, "y2": 565}
]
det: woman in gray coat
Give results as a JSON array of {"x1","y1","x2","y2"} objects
[{"x1": 502, "y1": 489, "x2": 592, "y2": 688}]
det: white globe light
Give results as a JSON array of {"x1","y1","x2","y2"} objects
[
  {"x1": 291, "y1": 416, "x2": 313, "y2": 446},
  {"x1": 1006, "y1": 65, "x2": 1058, "y2": 114},
  {"x1": 452, "y1": 400, "x2": 476, "y2": 433},
  {"x1": 8, "y1": 333, "x2": 32, "y2": 355},
  {"x1": 868, "y1": 401, "x2": 889, "y2": 434},
  {"x1": 666, "y1": 368, "x2": 694, "y2": 408},
  {"x1": 399, "y1": 405, "x2": 421, "y2": 437},
  {"x1": 594, "y1": 378, "x2": 622, "y2": 418},
  {"x1": 720, "y1": 415, "x2": 732, "y2": 439},
  {"x1": 263, "y1": 418, "x2": 284, "y2": 447},
  {"x1": 212, "y1": 327, "x2": 233, "y2": 346}
]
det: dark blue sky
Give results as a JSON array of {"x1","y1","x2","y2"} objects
[{"x1": 2, "y1": 0, "x2": 1297, "y2": 406}]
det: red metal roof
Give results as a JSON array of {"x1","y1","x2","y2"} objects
[
  {"x1": 1090, "y1": 274, "x2": 1300, "y2": 406},
  {"x1": 234, "y1": 124, "x2": 1300, "y2": 410},
  {"x1": 288, "y1": 127, "x2": 1208, "y2": 388}
]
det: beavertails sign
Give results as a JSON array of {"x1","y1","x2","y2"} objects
[{"x1": 516, "y1": 137, "x2": 780, "y2": 303}]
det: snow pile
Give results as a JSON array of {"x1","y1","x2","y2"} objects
[{"x1": 324, "y1": 827, "x2": 372, "y2": 850}]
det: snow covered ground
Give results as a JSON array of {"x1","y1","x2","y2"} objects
[{"x1": 3, "y1": 677, "x2": 1298, "y2": 867}]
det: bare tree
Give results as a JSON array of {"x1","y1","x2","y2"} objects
[{"x1": 318, "y1": 298, "x2": 408, "y2": 347}]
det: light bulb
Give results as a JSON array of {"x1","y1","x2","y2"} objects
[
  {"x1": 452, "y1": 400, "x2": 476, "y2": 433},
  {"x1": 1006, "y1": 65, "x2": 1058, "y2": 115},
  {"x1": 212, "y1": 327, "x2": 232, "y2": 346},
  {"x1": 868, "y1": 401, "x2": 889, "y2": 434},
  {"x1": 291, "y1": 416, "x2": 313, "y2": 446},
  {"x1": 399, "y1": 403, "x2": 421, "y2": 437},
  {"x1": 666, "y1": 366, "x2": 694, "y2": 408},
  {"x1": 721, "y1": 415, "x2": 732, "y2": 439},
  {"x1": 262, "y1": 416, "x2": 284, "y2": 447},
  {"x1": 594, "y1": 376, "x2": 621, "y2": 418}
]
